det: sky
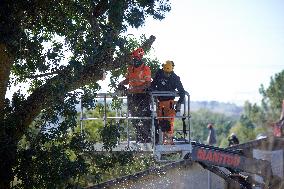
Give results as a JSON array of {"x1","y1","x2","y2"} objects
[
  {"x1": 123, "y1": 0, "x2": 284, "y2": 106},
  {"x1": 6, "y1": 0, "x2": 284, "y2": 106}
]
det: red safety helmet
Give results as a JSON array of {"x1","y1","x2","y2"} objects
[{"x1": 131, "y1": 48, "x2": 144, "y2": 60}]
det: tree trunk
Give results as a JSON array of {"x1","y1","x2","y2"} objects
[
  {"x1": 0, "y1": 43, "x2": 14, "y2": 189},
  {"x1": 0, "y1": 134, "x2": 16, "y2": 189},
  {"x1": 0, "y1": 43, "x2": 12, "y2": 117},
  {"x1": 0, "y1": 35, "x2": 156, "y2": 188}
]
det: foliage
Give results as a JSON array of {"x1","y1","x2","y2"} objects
[
  {"x1": 185, "y1": 108, "x2": 238, "y2": 146},
  {"x1": 0, "y1": 0, "x2": 171, "y2": 188},
  {"x1": 80, "y1": 153, "x2": 157, "y2": 186},
  {"x1": 14, "y1": 93, "x2": 90, "y2": 188},
  {"x1": 223, "y1": 69, "x2": 284, "y2": 146},
  {"x1": 243, "y1": 101, "x2": 266, "y2": 127},
  {"x1": 259, "y1": 70, "x2": 284, "y2": 121},
  {"x1": 16, "y1": 141, "x2": 88, "y2": 189},
  {"x1": 228, "y1": 116, "x2": 256, "y2": 143},
  {"x1": 100, "y1": 122, "x2": 120, "y2": 151},
  {"x1": 219, "y1": 103, "x2": 269, "y2": 147}
]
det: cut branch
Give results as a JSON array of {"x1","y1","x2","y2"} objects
[{"x1": 110, "y1": 35, "x2": 156, "y2": 70}]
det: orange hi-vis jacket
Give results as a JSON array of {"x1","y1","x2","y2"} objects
[{"x1": 126, "y1": 64, "x2": 151, "y2": 93}]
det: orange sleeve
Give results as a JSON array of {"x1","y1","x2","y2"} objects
[
  {"x1": 144, "y1": 66, "x2": 151, "y2": 81},
  {"x1": 125, "y1": 66, "x2": 131, "y2": 79}
]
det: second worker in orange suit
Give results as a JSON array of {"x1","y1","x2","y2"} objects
[{"x1": 151, "y1": 60, "x2": 185, "y2": 145}]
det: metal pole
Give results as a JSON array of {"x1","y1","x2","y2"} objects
[
  {"x1": 80, "y1": 97, "x2": 84, "y2": 134},
  {"x1": 126, "y1": 96, "x2": 130, "y2": 148},
  {"x1": 208, "y1": 170, "x2": 211, "y2": 189},
  {"x1": 151, "y1": 93, "x2": 155, "y2": 149},
  {"x1": 104, "y1": 94, "x2": 107, "y2": 127},
  {"x1": 116, "y1": 108, "x2": 120, "y2": 144},
  {"x1": 183, "y1": 95, "x2": 186, "y2": 140},
  {"x1": 188, "y1": 94, "x2": 191, "y2": 142}
]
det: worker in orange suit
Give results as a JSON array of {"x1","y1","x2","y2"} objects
[
  {"x1": 151, "y1": 60, "x2": 185, "y2": 145},
  {"x1": 118, "y1": 48, "x2": 152, "y2": 143}
]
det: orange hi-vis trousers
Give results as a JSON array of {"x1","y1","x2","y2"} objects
[{"x1": 157, "y1": 100, "x2": 176, "y2": 134}]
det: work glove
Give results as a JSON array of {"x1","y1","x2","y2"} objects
[
  {"x1": 144, "y1": 87, "x2": 152, "y2": 93},
  {"x1": 116, "y1": 84, "x2": 127, "y2": 96},
  {"x1": 117, "y1": 83, "x2": 127, "y2": 91}
]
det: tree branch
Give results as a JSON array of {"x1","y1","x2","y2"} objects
[
  {"x1": 26, "y1": 72, "x2": 58, "y2": 79},
  {"x1": 13, "y1": 35, "x2": 156, "y2": 141},
  {"x1": 0, "y1": 43, "x2": 13, "y2": 116},
  {"x1": 92, "y1": 0, "x2": 109, "y2": 18},
  {"x1": 110, "y1": 35, "x2": 156, "y2": 70}
]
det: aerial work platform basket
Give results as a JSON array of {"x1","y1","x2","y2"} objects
[{"x1": 79, "y1": 90, "x2": 192, "y2": 160}]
